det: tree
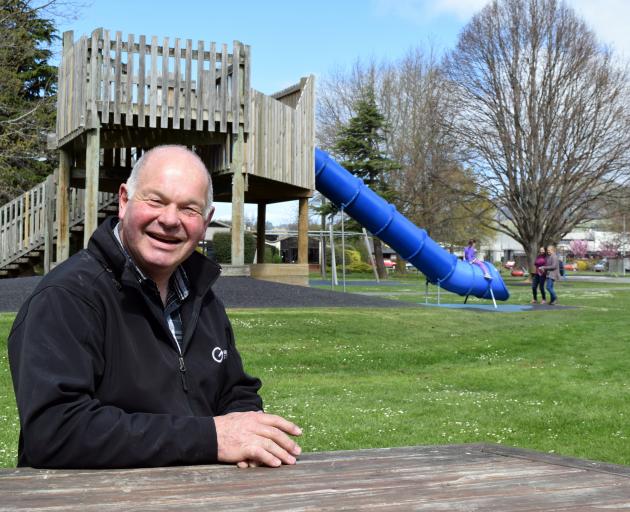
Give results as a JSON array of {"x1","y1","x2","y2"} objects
[
  {"x1": 569, "y1": 239, "x2": 588, "y2": 259},
  {"x1": 0, "y1": 0, "x2": 58, "y2": 205},
  {"x1": 445, "y1": 0, "x2": 630, "y2": 270},
  {"x1": 316, "y1": 52, "x2": 496, "y2": 254},
  {"x1": 333, "y1": 86, "x2": 397, "y2": 278}
]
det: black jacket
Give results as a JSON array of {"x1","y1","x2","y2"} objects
[{"x1": 8, "y1": 217, "x2": 262, "y2": 468}]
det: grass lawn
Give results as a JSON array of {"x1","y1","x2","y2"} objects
[{"x1": 1, "y1": 275, "x2": 629, "y2": 468}]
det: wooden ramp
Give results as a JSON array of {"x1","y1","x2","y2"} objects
[{"x1": 1, "y1": 444, "x2": 629, "y2": 510}]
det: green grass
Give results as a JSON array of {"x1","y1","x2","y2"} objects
[{"x1": 1, "y1": 276, "x2": 629, "y2": 467}]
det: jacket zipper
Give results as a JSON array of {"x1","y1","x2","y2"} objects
[{"x1": 173, "y1": 337, "x2": 188, "y2": 393}]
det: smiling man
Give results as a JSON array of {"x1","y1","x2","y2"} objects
[{"x1": 8, "y1": 145, "x2": 301, "y2": 469}]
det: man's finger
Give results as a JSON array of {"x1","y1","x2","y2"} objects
[
  {"x1": 255, "y1": 413, "x2": 302, "y2": 436},
  {"x1": 256, "y1": 424, "x2": 302, "y2": 456}
]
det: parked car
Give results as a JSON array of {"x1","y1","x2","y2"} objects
[
  {"x1": 383, "y1": 260, "x2": 395, "y2": 268},
  {"x1": 593, "y1": 261, "x2": 607, "y2": 272},
  {"x1": 563, "y1": 262, "x2": 578, "y2": 272}
]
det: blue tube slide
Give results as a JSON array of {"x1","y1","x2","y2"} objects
[{"x1": 314, "y1": 148, "x2": 509, "y2": 301}]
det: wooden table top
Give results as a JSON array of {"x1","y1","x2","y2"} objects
[{"x1": 1, "y1": 444, "x2": 629, "y2": 511}]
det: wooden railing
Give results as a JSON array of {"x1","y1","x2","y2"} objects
[
  {"x1": 0, "y1": 178, "x2": 117, "y2": 271},
  {"x1": 248, "y1": 76, "x2": 315, "y2": 190},
  {"x1": 56, "y1": 29, "x2": 251, "y2": 145}
]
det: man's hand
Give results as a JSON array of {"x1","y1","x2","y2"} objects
[{"x1": 214, "y1": 411, "x2": 302, "y2": 468}]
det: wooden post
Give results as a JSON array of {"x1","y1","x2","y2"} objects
[
  {"x1": 55, "y1": 148, "x2": 72, "y2": 262},
  {"x1": 231, "y1": 126, "x2": 245, "y2": 265},
  {"x1": 257, "y1": 203, "x2": 266, "y2": 263},
  {"x1": 84, "y1": 127, "x2": 100, "y2": 247},
  {"x1": 44, "y1": 174, "x2": 55, "y2": 273},
  {"x1": 298, "y1": 197, "x2": 309, "y2": 264}
]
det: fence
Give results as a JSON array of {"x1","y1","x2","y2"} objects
[
  {"x1": 57, "y1": 30, "x2": 251, "y2": 145},
  {"x1": 0, "y1": 177, "x2": 117, "y2": 270}
]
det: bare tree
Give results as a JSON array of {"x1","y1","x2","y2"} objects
[
  {"x1": 445, "y1": 0, "x2": 630, "y2": 269},
  {"x1": 316, "y1": 50, "x2": 495, "y2": 252},
  {"x1": 382, "y1": 48, "x2": 496, "y2": 245}
]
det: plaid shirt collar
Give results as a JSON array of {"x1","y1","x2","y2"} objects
[{"x1": 113, "y1": 222, "x2": 190, "y2": 303}]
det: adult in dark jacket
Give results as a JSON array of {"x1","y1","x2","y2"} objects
[{"x1": 8, "y1": 145, "x2": 301, "y2": 469}]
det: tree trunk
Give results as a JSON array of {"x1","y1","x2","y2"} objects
[{"x1": 374, "y1": 238, "x2": 388, "y2": 279}]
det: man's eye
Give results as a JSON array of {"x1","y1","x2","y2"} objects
[
  {"x1": 147, "y1": 199, "x2": 164, "y2": 207},
  {"x1": 182, "y1": 207, "x2": 202, "y2": 217}
]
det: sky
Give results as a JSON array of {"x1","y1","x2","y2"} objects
[{"x1": 54, "y1": 0, "x2": 630, "y2": 225}]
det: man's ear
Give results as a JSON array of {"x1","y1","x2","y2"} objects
[
  {"x1": 118, "y1": 183, "x2": 129, "y2": 220},
  {"x1": 204, "y1": 206, "x2": 215, "y2": 229}
]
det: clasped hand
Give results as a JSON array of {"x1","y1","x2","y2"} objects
[{"x1": 214, "y1": 411, "x2": 302, "y2": 468}]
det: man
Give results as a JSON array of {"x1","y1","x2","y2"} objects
[{"x1": 8, "y1": 145, "x2": 301, "y2": 469}]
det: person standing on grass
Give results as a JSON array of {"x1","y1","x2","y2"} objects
[
  {"x1": 542, "y1": 245, "x2": 561, "y2": 305},
  {"x1": 8, "y1": 145, "x2": 302, "y2": 469},
  {"x1": 531, "y1": 246, "x2": 547, "y2": 304},
  {"x1": 464, "y1": 239, "x2": 492, "y2": 279}
]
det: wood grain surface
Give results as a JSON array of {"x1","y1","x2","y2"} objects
[{"x1": 1, "y1": 444, "x2": 629, "y2": 511}]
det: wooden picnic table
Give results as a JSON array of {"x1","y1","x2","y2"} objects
[{"x1": 1, "y1": 444, "x2": 629, "y2": 510}]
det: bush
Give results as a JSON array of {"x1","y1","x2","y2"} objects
[
  {"x1": 212, "y1": 232, "x2": 256, "y2": 264},
  {"x1": 577, "y1": 260, "x2": 589, "y2": 272}
]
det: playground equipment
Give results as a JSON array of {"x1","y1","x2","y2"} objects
[
  {"x1": 1, "y1": 27, "x2": 509, "y2": 301},
  {"x1": 0, "y1": 29, "x2": 315, "y2": 278},
  {"x1": 314, "y1": 149, "x2": 509, "y2": 302}
]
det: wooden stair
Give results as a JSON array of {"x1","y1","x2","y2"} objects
[{"x1": 0, "y1": 177, "x2": 118, "y2": 278}]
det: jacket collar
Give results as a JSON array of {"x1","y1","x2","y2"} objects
[{"x1": 88, "y1": 216, "x2": 222, "y2": 298}]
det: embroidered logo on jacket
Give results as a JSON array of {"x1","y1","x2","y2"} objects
[{"x1": 212, "y1": 347, "x2": 228, "y2": 363}]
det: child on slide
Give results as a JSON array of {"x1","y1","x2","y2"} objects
[{"x1": 464, "y1": 239, "x2": 492, "y2": 280}]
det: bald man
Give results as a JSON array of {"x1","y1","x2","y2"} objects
[{"x1": 9, "y1": 145, "x2": 301, "y2": 469}]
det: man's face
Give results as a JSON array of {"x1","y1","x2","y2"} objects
[{"x1": 118, "y1": 148, "x2": 213, "y2": 283}]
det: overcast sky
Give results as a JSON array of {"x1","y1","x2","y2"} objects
[{"x1": 56, "y1": 0, "x2": 630, "y2": 224}]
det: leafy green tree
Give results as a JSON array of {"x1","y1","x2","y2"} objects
[
  {"x1": 0, "y1": 0, "x2": 58, "y2": 205},
  {"x1": 332, "y1": 86, "x2": 398, "y2": 278}
]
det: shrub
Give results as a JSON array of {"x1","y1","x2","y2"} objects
[
  {"x1": 577, "y1": 260, "x2": 589, "y2": 271},
  {"x1": 212, "y1": 232, "x2": 256, "y2": 264}
]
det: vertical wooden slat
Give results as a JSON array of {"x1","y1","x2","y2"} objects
[
  {"x1": 208, "y1": 42, "x2": 216, "y2": 130},
  {"x1": 149, "y1": 35, "x2": 158, "y2": 128},
  {"x1": 220, "y1": 43, "x2": 228, "y2": 133},
  {"x1": 113, "y1": 31, "x2": 122, "y2": 124},
  {"x1": 102, "y1": 30, "x2": 111, "y2": 123},
  {"x1": 243, "y1": 44, "x2": 251, "y2": 133},
  {"x1": 172, "y1": 38, "x2": 181, "y2": 129},
  {"x1": 55, "y1": 149, "x2": 71, "y2": 263},
  {"x1": 126, "y1": 33, "x2": 135, "y2": 126},
  {"x1": 161, "y1": 37, "x2": 169, "y2": 128},
  {"x1": 78, "y1": 36, "x2": 88, "y2": 128},
  {"x1": 89, "y1": 30, "x2": 100, "y2": 127},
  {"x1": 138, "y1": 34, "x2": 146, "y2": 127},
  {"x1": 231, "y1": 41, "x2": 240, "y2": 133},
  {"x1": 184, "y1": 39, "x2": 192, "y2": 130},
  {"x1": 71, "y1": 41, "x2": 77, "y2": 132},
  {"x1": 84, "y1": 128, "x2": 101, "y2": 247},
  {"x1": 196, "y1": 40, "x2": 204, "y2": 131},
  {"x1": 65, "y1": 45, "x2": 72, "y2": 136},
  {"x1": 44, "y1": 175, "x2": 55, "y2": 273}
]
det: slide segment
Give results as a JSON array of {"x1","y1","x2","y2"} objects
[{"x1": 315, "y1": 148, "x2": 509, "y2": 301}]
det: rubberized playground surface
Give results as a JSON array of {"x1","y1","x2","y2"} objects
[
  {"x1": 0, "y1": 276, "x2": 576, "y2": 313},
  {"x1": 0, "y1": 276, "x2": 420, "y2": 312}
]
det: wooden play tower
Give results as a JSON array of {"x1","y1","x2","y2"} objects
[{"x1": 0, "y1": 28, "x2": 315, "y2": 283}]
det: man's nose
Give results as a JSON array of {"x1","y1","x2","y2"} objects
[{"x1": 158, "y1": 203, "x2": 180, "y2": 226}]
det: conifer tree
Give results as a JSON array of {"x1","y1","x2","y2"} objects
[
  {"x1": 0, "y1": 0, "x2": 58, "y2": 205},
  {"x1": 333, "y1": 87, "x2": 398, "y2": 278}
]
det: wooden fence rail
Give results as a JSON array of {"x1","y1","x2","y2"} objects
[
  {"x1": 56, "y1": 30, "x2": 250, "y2": 146},
  {"x1": 0, "y1": 178, "x2": 117, "y2": 271}
]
